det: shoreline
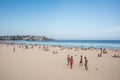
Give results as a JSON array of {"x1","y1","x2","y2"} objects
[
  {"x1": 1, "y1": 40, "x2": 120, "y2": 55},
  {"x1": 2, "y1": 40, "x2": 120, "y2": 50}
]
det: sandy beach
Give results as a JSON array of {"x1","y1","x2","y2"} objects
[{"x1": 0, "y1": 43, "x2": 120, "y2": 80}]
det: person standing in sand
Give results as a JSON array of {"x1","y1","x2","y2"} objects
[
  {"x1": 79, "y1": 55, "x2": 83, "y2": 66},
  {"x1": 84, "y1": 57, "x2": 88, "y2": 70},
  {"x1": 13, "y1": 46, "x2": 15, "y2": 52},
  {"x1": 67, "y1": 55, "x2": 70, "y2": 66},
  {"x1": 70, "y1": 56, "x2": 73, "y2": 69}
]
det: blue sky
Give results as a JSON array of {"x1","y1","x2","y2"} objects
[{"x1": 0, "y1": 0, "x2": 120, "y2": 40}]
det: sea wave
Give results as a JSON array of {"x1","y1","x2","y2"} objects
[{"x1": 4, "y1": 40, "x2": 120, "y2": 50}]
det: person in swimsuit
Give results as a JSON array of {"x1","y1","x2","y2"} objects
[
  {"x1": 84, "y1": 57, "x2": 88, "y2": 70},
  {"x1": 67, "y1": 55, "x2": 70, "y2": 66},
  {"x1": 13, "y1": 46, "x2": 15, "y2": 52},
  {"x1": 79, "y1": 55, "x2": 83, "y2": 66},
  {"x1": 70, "y1": 56, "x2": 73, "y2": 69}
]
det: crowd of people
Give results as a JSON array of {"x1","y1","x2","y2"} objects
[
  {"x1": 67, "y1": 55, "x2": 88, "y2": 70},
  {"x1": 4, "y1": 43, "x2": 119, "y2": 71}
]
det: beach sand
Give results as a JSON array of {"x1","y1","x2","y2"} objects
[{"x1": 0, "y1": 43, "x2": 120, "y2": 80}]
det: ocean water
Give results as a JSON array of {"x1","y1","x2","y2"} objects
[{"x1": 5, "y1": 40, "x2": 120, "y2": 50}]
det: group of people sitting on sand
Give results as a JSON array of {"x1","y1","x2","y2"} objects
[
  {"x1": 98, "y1": 53, "x2": 102, "y2": 57},
  {"x1": 112, "y1": 54, "x2": 120, "y2": 58},
  {"x1": 97, "y1": 48, "x2": 108, "y2": 57},
  {"x1": 67, "y1": 55, "x2": 88, "y2": 70},
  {"x1": 100, "y1": 48, "x2": 107, "y2": 54}
]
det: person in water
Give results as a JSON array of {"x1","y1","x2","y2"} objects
[{"x1": 70, "y1": 56, "x2": 74, "y2": 69}]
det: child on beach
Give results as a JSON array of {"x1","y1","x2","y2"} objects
[
  {"x1": 79, "y1": 55, "x2": 83, "y2": 66},
  {"x1": 84, "y1": 57, "x2": 88, "y2": 70},
  {"x1": 67, "y1": 55, "x2": 70, "y2": 65},
  {"x1": 70, "y1": 56, "x2": 73, "y2": 69}
]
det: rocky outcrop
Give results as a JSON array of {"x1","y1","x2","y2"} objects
[{"x1": 0, "y1": 35, "x2": 54, "y2": 41}]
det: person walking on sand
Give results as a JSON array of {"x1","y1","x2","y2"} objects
[
  {"x1": 79, "y1": 55, "x2": 83, "y2": 66},
  {"x1": 13, "y1": 46, "x2": 15, "y2": 52},
  {"x1": 84, "y1": 57, "x2": 88, "y2": 70},
  {"x1": 67, "y1": 55, "x2": 70, "y2": 66},
  {"x1": 70, "y1": 56, "x2": 73, "y2": 69}
]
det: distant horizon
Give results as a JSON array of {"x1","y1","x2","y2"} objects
[{"x1": 0, "y1": 0, "x2": 120, "y2": 40}]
